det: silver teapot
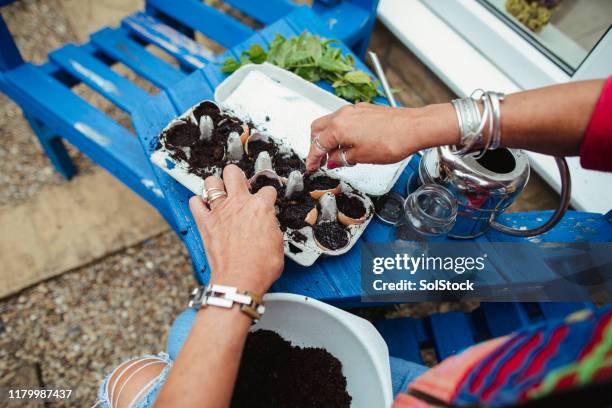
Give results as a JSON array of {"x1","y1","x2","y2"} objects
[{"x1": 406, "y1": 146, "x2": 572, "y2": 239}]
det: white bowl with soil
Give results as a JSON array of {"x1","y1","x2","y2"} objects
[{"x1": 253, "y1": 293, "x2": 393, "y2": 408}]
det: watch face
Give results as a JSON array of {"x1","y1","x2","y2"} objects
[{"x1": 373, "y1": 192, "x2": 405, "y2": 225}]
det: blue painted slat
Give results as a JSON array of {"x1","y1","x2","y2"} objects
[
  {"x1": 314, "y1": 1, "x2": 371, "y2": 45},
  {"x1": 49, "y1": 44, "x2": 149, "y2": 114},
  {"x1": 91, "y1": 27, "x2": 185, "y2": 89},
  {"x1": 146, "y1": 0, "x2": 254, "y2": 49},
  {"x1": 429, "y1": 312, "x2": 475, "y2": 360},
  {"x1": 122, "y1": 12, "x2": 213, "y2": 70},
  {"x1": 362, "y1": 218, "x2": 395, "y2": 243},
  {"x1": 258, "y1": 16, "x2": 297, "y2": 45},
  {"x1": 201, "y1": 60, "x2": 228, "y2": 90},
  {"x1": 0, "y1": 14, "x2": 23, "y2": 71},
  {"x1": 3, "y1": 64, "x2": 166, "y2": 210},
  {"x1": 131, "y1": 91, "x2": 210, "y2": 273},
  {"x1": 480, "y1": 303, "x2": 530, "y2": 337},
  {"x1": 475, "y1": 241, "x2": 558, "y2": 300},
  {"x1": 166, "y1": 70, "x2": 215, "y2": 113},
  {"x1": 271, "y1": 260, "x2": 343, "y2": 300},
  {"x1": 230, "y1": 31, "x2": 269, "y2": 61},
  {"x1": 487, "y1": 211, "x2": 612, "y2": 243},
  {"x1": 375, "y1": 318, "x2": 423, "y2": 363},
  {"x1": 317, "y1": 241, "x2": 363, "y2": 301},
  {"x1": 223, "y1": 0, "x2": 297, "y2": 25}
]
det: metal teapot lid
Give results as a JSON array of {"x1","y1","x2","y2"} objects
[{"x1": 421, "y1": 146, "x2": 530, "y2": 195}]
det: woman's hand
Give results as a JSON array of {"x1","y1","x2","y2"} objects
[
  {"x1": 189, "y1": 164, "x2": 284, "y2": 294},
  {"x1": 306, "y1": 102, "x2": 459, "y2": 172}
]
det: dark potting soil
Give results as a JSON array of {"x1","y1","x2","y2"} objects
[
  {"x1": 247, "y1": 139, "x2": 278, "y2": 159},
  {"x1": 336, "y1": 194, "x2": 366, "y2": 219},
  {"x1": 250, "y1": 176, "x2": 284, "y2": 195},
  {"x1": 277, "y1": 198, "x2": 315, "y2": 231},
  {"x1": 235, "y1": 157, "x2": 255, "y2": 177},
  {"x1": 215, "y1": 118, "x2": 244, "y2": 142},
  {"x1": 164, "y1": 121, "x2": 200, "y2": 148},
  {"x1": 288, "y1": 242, "x2": 303, "y2": 254},
  {"x1": 289, "y1": 230, "x2": 307, "y2": 244},
  {"x1": 231, "y1": 330, "x2": 351, "y2": 408},
  {"x1": 190, "y1": 143, "x2": 225, "y2": 166},
  {"x1": 314, "y1": 221, "x2": 349, "y2": 250},
  {"x1": 307, "y1": 175, "x2": 340, "y2": 191},
  {"x1": 274, "y1": 152, "x2": 306, "y2": 177}
]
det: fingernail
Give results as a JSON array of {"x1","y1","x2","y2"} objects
[{"x1": 327, "y1": 160, "x2": 339, "y2": 170}]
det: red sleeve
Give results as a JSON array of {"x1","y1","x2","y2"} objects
[{"x1": 580, "y1": 77, "x2": 612, "y2": 172}]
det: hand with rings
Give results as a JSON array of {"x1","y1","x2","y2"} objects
[
  {"x1": 189, "y1": 165, "x2": 284, "y2": 294},
  {"x1": 306, "y1": 102, "x2": 458, "y2": 172}
]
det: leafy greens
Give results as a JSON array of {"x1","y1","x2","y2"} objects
[{"x1": 221, "y1": 33, "x2": 383, "y2": 103}]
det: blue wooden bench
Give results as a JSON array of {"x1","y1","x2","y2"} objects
[
  {"x1": 0, "y1": 0, "x2": 379, "y2": 231},
  {"x1": 132, "y1": 7, "x2": 612, "y2": 306}
]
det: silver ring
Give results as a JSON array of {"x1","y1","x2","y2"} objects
[
  {"x1": 312, "y1": 134, "x2": 329, "y2": 153},
  {"x1": 206, "y1": 191, "x2": 227, "y2": 205},
  {"x1": 202, "y1": 187, "x2": 226, "y2": 203},
  {"x1": 340, "y1": 148, "x2": 354, "y2": 167}
]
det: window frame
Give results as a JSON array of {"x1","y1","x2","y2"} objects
[{"x1": 422, "y1": 0, "x2": 611, "y2": 89}]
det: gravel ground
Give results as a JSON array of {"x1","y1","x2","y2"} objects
[
  {"x1": 0, "y1": 232, "x2": 193, "y2": 407},
  {"x1": 0, "y1": 0, "x2": 151, "y2": 206}
]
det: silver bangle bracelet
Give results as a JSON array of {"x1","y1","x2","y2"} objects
[
  {"x1": 474, "y1": 92, "x2": 494, "y2": 159},
  {"x1": 488, "y1": 91, "x2": 505, "y2": 150},
  {"x1": 452, "y1": 89, "x2": 505, "y2": 157},
  {"x1": 452, "y1": 97, "x2": 483, "y2": 155}
]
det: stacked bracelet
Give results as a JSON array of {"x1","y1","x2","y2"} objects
[{"x1": 452, "y1": 90, "x2": 505, "y2": 157}]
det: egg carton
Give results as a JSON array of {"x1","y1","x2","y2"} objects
[
  {"x1": 151, "y1": 63, "x2": 413, "y2": 266},
  {"x1": 152, "y1": 99, "x2": 373, "y2": 266}
]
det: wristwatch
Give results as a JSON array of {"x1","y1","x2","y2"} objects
[{"x1": 188, "y1": 284, "x2": 265, "y2": 323}]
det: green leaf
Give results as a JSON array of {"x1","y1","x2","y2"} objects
[
  {"x1": 223, "y1": 33, "x2": 388, "y2": 103},
  {"x1": 305, "y1": 35, "x2": 323, "y2": 63},
  {"x1": 287, "y1": 50, "x2": 313, "y2": 66},
  {"x1": 248, "y1": 44, "x2": 267, "y2": 64},
  {"x1": 334, "y1": 85, "x2": 362, "y2": 101},
  {"x1": 320, "y1": 55, "x2": 352, "y2": 73},
  {"x1": 344, "y1": 70, "x2": 371, "y2": 84},
  {"x1": 268, "y1": 39, "x2": 292, "y2": 68},
  {"x1": 221, "y1": 57, "x2": 241, "y2": 73},
  {"x1": 269, "y1": 33, "x2": 286, "y2": 49}
]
